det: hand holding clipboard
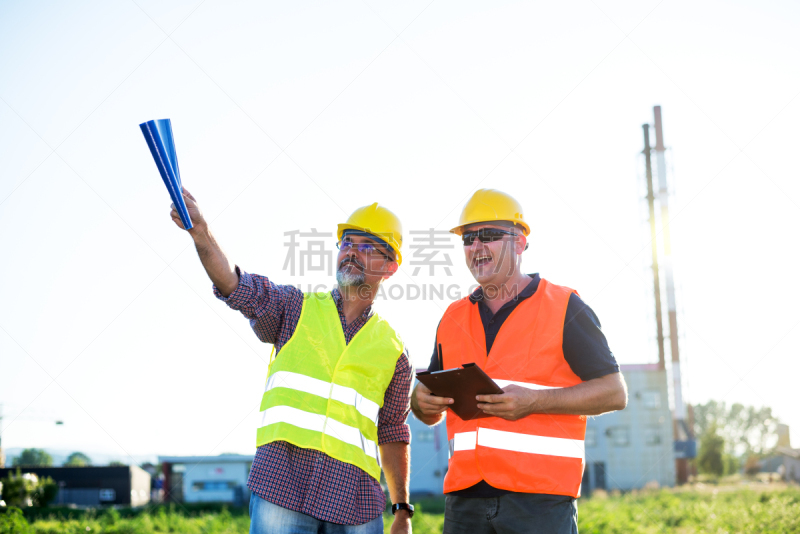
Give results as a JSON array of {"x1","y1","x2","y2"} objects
[{"x1": 416, "y1": 345, "x2": 504, "y2": 420}]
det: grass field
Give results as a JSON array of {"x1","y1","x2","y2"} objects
[{"x1": 3, "y1": 485, "x2": 799, "y2": 533}]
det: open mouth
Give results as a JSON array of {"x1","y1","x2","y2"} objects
[{"x1": 473, "y1": 254, "x2": 492, "y2": 268}]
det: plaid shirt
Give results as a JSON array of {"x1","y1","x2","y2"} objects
[{"x1": 214, "y1": 268, "x2": 412, "y2": 525}]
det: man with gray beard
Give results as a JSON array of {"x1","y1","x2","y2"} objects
[{"x1": 171, "y1": 192, "x2": 414, "y2": 534}]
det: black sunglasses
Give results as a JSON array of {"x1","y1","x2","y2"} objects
[{"x1": 461, "y1": 228, "x2": 519, "y2": 246}]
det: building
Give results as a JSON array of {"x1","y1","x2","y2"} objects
[
  {"x1": 761, "y1": 448, "x2": 800, "y2": 482},
  {"x1": 582, "y1": 363, "x2": 675, "y2": 493},
  {"x1": 408, "y1": 415, "x2": 448, "y2": 497},
  {"x1": 409, "y1": 363, "x2": 677, "y2": 495},
  {"x1": 760, "y1": 426, "x2": 800, "y2": 482},
  {"x1": 159, "y1": 455, "x2": 253, "y2": 505},
  {"x1": 0, "y1": 465, "x2": 151, "y2": 506}
]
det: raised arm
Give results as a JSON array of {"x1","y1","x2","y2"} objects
[{"x1": 170, "y1": 188, "x2": 238, "y2": 296}]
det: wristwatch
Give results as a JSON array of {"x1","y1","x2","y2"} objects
[{"x1": 391, "y1": 503, "x2": 415, "y2": 517}]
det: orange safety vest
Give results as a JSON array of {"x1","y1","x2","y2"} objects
[{"x1": 438, "y1": 278, "x2": 586, "y2": 497}]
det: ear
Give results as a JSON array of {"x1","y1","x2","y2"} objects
[
  {"x1": 515, "y1": 234, "x2": 528, "y2": 255},
  {"x1": 382, "y1": 261, "x2": 399, "y2": 280}
]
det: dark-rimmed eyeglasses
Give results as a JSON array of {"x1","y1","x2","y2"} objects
[
  {"x1": 336, "y1": 240, "x2": 391, "y2": 260},
  {"x1": 461, "y1": 228, "x2": 518, "y2": 246}
]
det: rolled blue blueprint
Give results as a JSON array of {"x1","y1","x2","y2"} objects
[{"x1": 140, "y1": 118, "x2": 192, "y2": 230}]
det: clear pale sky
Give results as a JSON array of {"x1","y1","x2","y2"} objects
[{"x1": 2, "y1": 0, "x2": 799, "y2": 462}]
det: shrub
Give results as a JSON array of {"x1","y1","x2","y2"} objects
[
  {"x1": 0, "y1": 507, "x2": 32, "y2": 534},
  {"x1": 0, "y1": 470, "x2": 58, "y2": 508},
  {"x1": 0, "y1": 470, "x2": 38, "y2": 507},
  {"x1": 30, "y1": 477, "x2": 58, "y2": 507}
]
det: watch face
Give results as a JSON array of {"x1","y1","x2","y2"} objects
[{"x1": 393, "y1": 503, "x2": 414, "y2": 517}]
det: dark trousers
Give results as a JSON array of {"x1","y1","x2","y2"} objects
[{"x1": 443, "y1": 493, "x2": 578, "y2": 534}]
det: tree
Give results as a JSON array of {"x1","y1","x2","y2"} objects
[
  {"x1": 12, "y1": 449, "x2": 52, "y2": 467},
  {"x1": 108, "y1": 461, "x2": 126, "y2": 466},
  {"x1": 697, "y1": 424, "x2": 725, "y2": 476},
  {"x1": 64, "y1": 452, "x2": 92, "y2": 467},
  {"x1": 693, "y1": 400, "x2": 779, "y2": 457}
]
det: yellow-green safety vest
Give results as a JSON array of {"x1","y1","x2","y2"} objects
[{"x1": 256, "y1": 292, "x2": 403, "y2": 480}]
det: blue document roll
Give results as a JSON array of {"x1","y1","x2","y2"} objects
[{"x1": 140, "y1": 118, "x2": 192, "y2": 230}]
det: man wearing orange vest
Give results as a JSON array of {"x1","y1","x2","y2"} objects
[{"x1": 411, "y1": 189, "x2": 628, "y2": 533}]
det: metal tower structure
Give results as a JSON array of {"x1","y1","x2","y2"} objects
[
  {"x1": 642, "y1": 124, "x2": 666, "y2": 370},
  {"x1": 642, "y1": 106, "x2": 695, "y2": 485}
]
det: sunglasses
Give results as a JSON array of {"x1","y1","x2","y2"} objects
[
  {"x1": 461, "y1": 228, "x2": 519, "y2": 246},
  {"x1": 336, "y1": 240, "x2": 391, "y2": 260}
]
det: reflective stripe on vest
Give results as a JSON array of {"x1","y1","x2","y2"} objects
[
  {"x1": 259, "y1": 405, "x2": 378, "y2": 461},
  {"x1": 449, "y1": 429, "x2": 585, "y2": 460},
  {"x1": 264, "y1": 371, "x2": 381, "y2": 425},
  {"x1": 256, "y1": 292, "x2": 403, "y2": 481},
  {"x1": 492, "y1": 379, "x2": 562, "y2": 391},
  {"x1": 438, "y1": 278, "x2": 587, "y2": 497}
]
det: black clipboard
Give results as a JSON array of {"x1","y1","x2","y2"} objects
[{"x1": 416, "y1": 357, "x2": 504, "y2": 420}]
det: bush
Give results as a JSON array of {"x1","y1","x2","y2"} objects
[
  {"x1": 0, "y1": 470, "x2": 58, "y2": 508},
  {"x1": 0, "y1": 507, "x2": 32, "y2": 534},
  {"x1": 0, "y1": 470, "x2": 38, "y2": 507},
  {"x1": 30, "y1": 477, "x2": 58, "y2": 508}
]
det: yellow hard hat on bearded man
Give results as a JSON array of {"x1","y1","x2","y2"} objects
[
  {"x1": 450, "y1": 189, "x2": 531, "y2": 236},
  {"x1": 337, "y1": 203, "x2": 404, "y2": 265}
]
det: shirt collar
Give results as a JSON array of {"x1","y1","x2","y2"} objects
[
  {"x1": 332, "y1": 287, "x2": 373, "y2": 320},
  {"x1": 468, "y1": 273, "x2": 541, "y2": 304}
]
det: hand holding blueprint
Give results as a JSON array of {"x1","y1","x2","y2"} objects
[{"x1": 139, "y1": 118, "x2": 193, "y2": 230}]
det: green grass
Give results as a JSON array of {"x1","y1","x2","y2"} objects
[
  {"x1": 3, "y1": 486, "x2": 799, "y2": 533},
  {"x1": 578, "y1": 487, "x2": 800, "y2": 534},
  {"x1": 2, "y1": 506, "x2": 251, "y2": 534}
]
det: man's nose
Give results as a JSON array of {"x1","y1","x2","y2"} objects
[{"x1": 467, "y1": 238, "x2": 484, "y2": 252}]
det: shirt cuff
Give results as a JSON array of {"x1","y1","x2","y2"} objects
[
  {"x1": 213, "y1": 266, "x2": 255, "y2": 309},
  {"x1": 378, "y1": 423, "x2": 411, "y2": 445}
]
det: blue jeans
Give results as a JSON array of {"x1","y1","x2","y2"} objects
[{"x1": 249, "y1": 494, "x2": 384, "y2": 534}]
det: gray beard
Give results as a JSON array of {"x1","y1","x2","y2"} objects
[{"x1": 336, "y1": 262, "x2": 366, "y2": 288}]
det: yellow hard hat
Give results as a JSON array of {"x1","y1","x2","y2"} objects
[
  {"x1": 450, "y1": 189, "x2": 531, "y2": 236},
  {"x1": 337, "y1": 203, "x2": 404, "y2": 265}
]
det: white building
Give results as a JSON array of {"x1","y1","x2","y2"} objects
[
  {"x1": 159, "y1": 455, "x2": 253, "y2": 504},
  {"x1": 583, "y1": 364, "x2": 676, "y2": 492},
  {"x1": 408, "y1": 416, "x2": 449, "y2": 496}
]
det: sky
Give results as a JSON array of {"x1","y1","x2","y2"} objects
[{"x1": 1, "y1": 0, "x2": 799, "y2": 463}]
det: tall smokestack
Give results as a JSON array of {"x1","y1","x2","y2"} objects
[
  {"x1": 653, "y1": 106, "x2": 685, "y2": 424},
  {"x1": 776, "y1": 424, "x2": 791, "y2": 449},
  {"x1": 653, "y1": 105, "x2": 691, "y2": 484},
  {"x1": 642, "y1": 125, "x2": 666, "y2": 369}
]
